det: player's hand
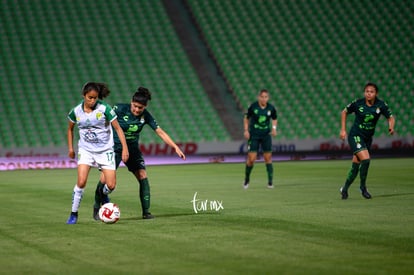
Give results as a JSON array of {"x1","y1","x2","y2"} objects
[
  {"x1": 176, "y1": 148, "x2": 186, "y2": 160},
  {"x1": 339, "y1": 130, "x2": 347, "y2": 140},
  {"x1": 388, "y1": 128, "x2": 395, "y2": 135},
  {"x1": 122, "y1": 149, "x2": 129, "y2": 163},
  {"x1": 68, "y1": 150, "x2": 75, "y2": 159},
  {"x1": 244, "y1": 130, "x2": 250, "y2": 140},
  {"x1": 271, "y1": 129, "x2": 277, "y2": 137}
]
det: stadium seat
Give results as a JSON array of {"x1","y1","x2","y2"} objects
[
  {"x1": 187, "y1": 0, "x2": 413, "y2": 140},
  {"x1": 0, "y1": 0, "x2": 231, "y2": 148}
]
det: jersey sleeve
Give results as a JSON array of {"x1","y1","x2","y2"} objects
[
  {"x1": 67, "y1": 108, "x2": 76, "y2": 123},
  {"x1": 145, "y1": 111, "x2": 160, "y2": 130},
  {"x1": 381, "y1": 101, "x2": 393, "y2": 119},
  {"x1": 245, "y1": 105, "x2": 253, "y2": 118},
  {"x1": 344, "y1": 99, "x2": 357, "y2": 113},
  {"x1": 271, "y1": 106, "x2": 277, "y2": 119},
  {"x1": 104, "y1": 103, "x2": 117, "y2": 122}
]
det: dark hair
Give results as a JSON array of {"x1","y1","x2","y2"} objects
[
  {"x1": 259, "y1": 89, "x2": 269, "y2": 94},
  {"x1": 82, "y1": 82, "x2": 110, "y2": 99},
  {"x1": 364, "y1": 82, "x2": 378, "y2": 93},
  {"x1": 132, "y1": 86, "x2": 152, "y2": 105}
]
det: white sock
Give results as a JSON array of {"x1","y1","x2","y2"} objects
[
  {"x1": 103, "y1": 184, "x2": 113, "y2": 195},
  {"x1": 71, "y1": 185, "x2": 84, "y2": 213}
]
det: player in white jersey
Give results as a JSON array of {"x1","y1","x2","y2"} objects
[{"x1": 66, "y1": 82, "x2": 129, "y2": 224}]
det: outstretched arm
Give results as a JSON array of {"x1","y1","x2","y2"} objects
[{"x1": 155, "y1": 127, "x2": 186, "y2": 160}]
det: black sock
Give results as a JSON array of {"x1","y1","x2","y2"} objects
[
  {"x1": 94, "y1": 181, "x2": 104, "y2": 208},
  {"x1": 245, "y1": 165, "x2": 253, "y2": 183},
  {"x1": 359, "y1": 159, "x2": 370, "y2": 190},
  {"x1": 139, "y1": 178, "x2": 151, "y2": 215},
  {"x1": 266, "y1": 163, "x2": 273, "y2": 184},
  {"x1": 342, "y1": 162, "x2": 360, "y2": 192}
]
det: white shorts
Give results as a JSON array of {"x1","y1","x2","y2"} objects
[{"x1": 77, "y1": 148, "x2": 116, "y2": 170}]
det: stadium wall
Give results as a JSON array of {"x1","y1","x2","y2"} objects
[{"x1": 1, "y1": 136, "x2": 413, "y2": 171}]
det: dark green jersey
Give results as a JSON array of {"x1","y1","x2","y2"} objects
[
  {"x1": 246, "y1": 101, "x2": 277, "y2": 136},
  {"x1": 345, "y1": 98, "x2": 392, "y2": 138},
  {"x1": 112, "y1": 103, "x2": 159, "y2": 145}
]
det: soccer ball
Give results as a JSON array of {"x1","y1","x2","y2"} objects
[{"x1": 99, "y1": 203, "x2": 121, "y2": 224}]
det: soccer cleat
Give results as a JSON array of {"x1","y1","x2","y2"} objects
[
  {"x1": 360, "y1": 187, "x2": 372, "y2": 199},
  {"x1": 93, "y1": 207, "x2": 100, "y2": 221},
  {"x1": 66, "y1": 212, "x2": 78, "y2": 224},
  {"x1": 267, "y1": 184, "x2": 274, "y2": 189},
  {"x1": 340, "y1": 187, "x2": 348, "y2": 200},
  {"x1": 142, "y1": 213, "x2": 154, "y2": 220},
  {"x1": 243, "y1": 180, "x2": 249, "y2": 189}
]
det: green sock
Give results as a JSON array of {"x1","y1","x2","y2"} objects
[
  {"x1": 359, "y1": 159, "x2": 370, "y2": 190},
  {"x1": 94, "y1": 181, "x2": 104, "y2": 208},
  {"x1": 342, "y1": 162, "x2": 359, "y2": 192},
  {"x1": 266, "y1": 163, "x2": 273, "y2": 184},
  {"x1": 139, "y1": 178, "x2": 151, "y2": 215},
  {"x1": 245, "y1": 165, "x2": 253, "y2": 183}
]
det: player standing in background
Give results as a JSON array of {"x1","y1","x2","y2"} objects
[
  {"x1": 339, "y1": 82, "x2": 395, "y2": 199},
  {"x1": 243, "y1": 89, "x2": 278, "y2": 189},
  {"x1": 94, "y1": 86, "x2": 186, "y2": 220},
  {"x1": 66, "y1": 82, "x2": 129, "y2": 224}
]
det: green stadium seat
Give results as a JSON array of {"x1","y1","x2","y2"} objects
[
  {"x1": 187, "y1": 0, "x2": 413, "y2": 140},
  {"x1": 0, "y1": 0, "x2": 231, "y2": 148}
]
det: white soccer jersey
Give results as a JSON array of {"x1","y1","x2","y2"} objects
[{"x1": 68, "y1": 100, "x2": 117, "y2": 152}]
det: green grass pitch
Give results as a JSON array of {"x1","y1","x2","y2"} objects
[{"x1": 0, "y1": 158, "x2": 413, "y2": 274}]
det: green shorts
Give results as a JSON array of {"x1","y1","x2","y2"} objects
[
  {"x1": 114, "y1": 143, "x2": 146, "y2": 172},
  {"x1": 247, "y1": 134, "x2": 273, "y2": 153},
  {"x1": 348, "y1": 134, "x2": 372, "y2": 155}
]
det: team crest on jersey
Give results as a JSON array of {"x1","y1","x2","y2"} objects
[
  {"x1": 267, "y1": 110, "x2": 271, "y2": 116},
  {"x1": 123, "y1": 115, "x2": 129, "y2": 121},
  {"x1": 96, "y1": 112, "x2": 103, "y2": 120},
  {"x1": 376, "y1": 108, "x2": 380, "y2": 114},
  {"x1": 140, "y1": 118, "x2": 145, "y2": 124}
]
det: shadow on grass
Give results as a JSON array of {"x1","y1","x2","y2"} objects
[
  {"x1": 121, "y1": 212, "x2": 196, "y2": 221},
  {"x1": 374, "y1": 192, "x2": 414, "y2": 198}
]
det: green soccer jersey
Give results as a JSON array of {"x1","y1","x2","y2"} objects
[
  {"x1": 345, "y1": 97, "x2": 393, "y2": 138},
  {"x1": 112, "y1": 103, "x2": 159, "y2": 146},
  {"x1": 246, "y1": 101, "x2": 277, "y2": 136}
]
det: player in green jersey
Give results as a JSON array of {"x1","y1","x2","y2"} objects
[
  {"x1": 243, "y1": 89, "x2": 278, "y2": 189},
  {"x1": 66, "y1": 82, "x2": 129, "y2": 224},
  {"x1": 339, "y1": 83, "x2": 395, "y2": 199},
  {"x1": 94, "y1": 86, "x2": 186, "y2": 220}
]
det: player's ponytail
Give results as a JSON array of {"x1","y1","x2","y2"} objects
[
  {"x1": 96, "y1": 82, "x2": 110, "y2": 99},
  {"x1": 132, "y1": 86, "x2": 152, "y2": 106}
]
